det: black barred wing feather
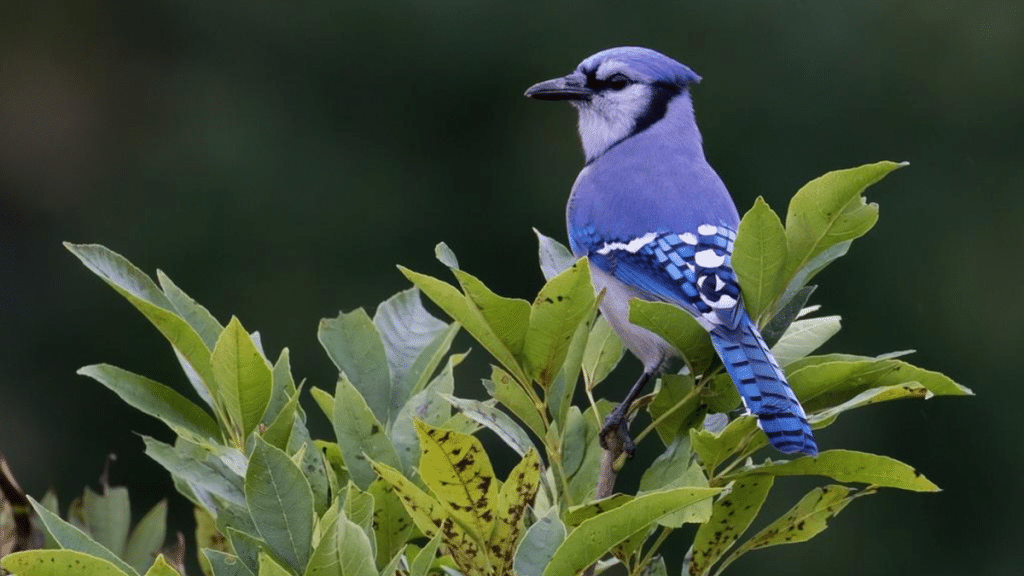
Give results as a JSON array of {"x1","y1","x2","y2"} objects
[{"x1": 588, "y1": 225, "x2": 743, "y2": 330}]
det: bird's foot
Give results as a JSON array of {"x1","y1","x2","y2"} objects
[{"x1": 599, "y1": 405, "x2": 636, "y2": 458}]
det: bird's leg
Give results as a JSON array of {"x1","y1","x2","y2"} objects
[{"x1": 600, "y1": 371, "x2": 653, "y2": 457}]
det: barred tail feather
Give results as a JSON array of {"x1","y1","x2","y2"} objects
[{"x1": 710, "y1": 313, "x2": 818, "y2": 456}]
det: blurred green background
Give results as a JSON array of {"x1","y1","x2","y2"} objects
[{"x1": 2, "y1": 1, "x2": 1021, "y2": 574}]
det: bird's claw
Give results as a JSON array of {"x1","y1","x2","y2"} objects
[{"x1": 599, "y1": 406, "x2": 636, "y2": 458}]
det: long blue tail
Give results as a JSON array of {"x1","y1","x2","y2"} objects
[{"x1": 709, "y1": 312, "x2": 818, "y2": 456}]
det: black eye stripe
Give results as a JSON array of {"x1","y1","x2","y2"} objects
[{"x1": 586, "y1": 71, "x2": 632, "y2": 91}]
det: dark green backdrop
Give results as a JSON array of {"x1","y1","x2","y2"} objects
[{"x1": 3, "y1": 1, "x2": 1020, "y2": 574}]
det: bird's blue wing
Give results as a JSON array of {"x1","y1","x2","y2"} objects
[
  {"x1": 580, "y1": 224, "x2": 744, "y2": 330},
  {"x1": 577, "y1": 223, "x2": 818, "y2": 456}
]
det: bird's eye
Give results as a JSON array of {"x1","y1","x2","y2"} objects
[{"x1": 607, "y1": 73, "x2": 631, "y2": 90}]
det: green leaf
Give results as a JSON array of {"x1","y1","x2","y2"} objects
[
  {"x1": 400, "y1": 267, "x2": 529, "y2": 384},
  {"x1": 809, "y1": 383, "x2": 930, "y2": 426},
  {"x1": 245, "y1": 437, "x2": 314, "y2": 573},
  {"x1": 733, "y1": 197, "x2": 788, "y2": 322},
  {"x1": 28, "y1": 496, "x2": 139, "y2": 576},
  {"x1": 376, "y1": 545, "x2": 406, "y2": 576},
  {"x1": 1, "y1": 549, "x2": 131, "y2": 576},
  {"x1": 720, "y1": 485, "x2": 864, "y2": 570},
  {"x1": 390, "y1": 353, "x2": 462, "y2": 475},
  {"x1": 333, "y1": 374, "x2": 402, "y2": 489},
  {"x1": 581, "y1": 315, "x2": 624, "y2": 390},
  {"x1": 629, "y1": 300, "x2": 714, "y2": 375},
  {"x1": 522, "y1": 259, "x2": 595, "y2": 387},
  {"x1": 310, "y1": 387, "x2": 334, "y2": 426},
  {"x1": 434, "y1": 241, "x2": 460, "y2": 269},
  {"x1": 782, "y1": 161, "x2": 905, "y2": 296},
  {"x1": 648, "y1": 374, "x2": 703, "y2": 444},
  {"x1": 513, "y1": 508, "x2": 565, "y2": 576},
  {"x1": 565, "y1": 402, "x2": 611, "y2": 505},
  {"x1": 490, "y1": 366, "x2": 545, "y2": 438},
  {"x1": 319, "y1": 309, "x2": 394, "y2": 426},
  {"x1": 543, "y1": 487, "x2": 720, "y2": 576},
  {"x1": 196, "y1": 506, "x2": 229, "y2": 576},
  {"x1": 535, "y1": 228, "x2": 577, "y2": 282},
  {"x1": 789, "y1": 357, "x2": 971, "y2": 412},
  {"x1": 256, "y1": 551, "x2": 292, "y2": 576},
  {"x1": 414, "y1": 420, "x2": 497, "y2": 543},
  {"x1": 79, "y1": 485, "x2": 131, "y2": 557},
  {"x1": 144, "y1": 555, "x2": 182, "y2": 576},
  {"x1": 563, "y1": 494, "x2": 633, "y2": 527},
  {"x1": 727, "y1": 449, "x2": 940, "y2": 492},
  {"x1": 343, "y1": 483, "x2": 377, "y2": 561},
  {"x1": 700, "y1": 373, "x2": 741, "y2": 413},
  {"x1": 690, "y1": 416, "x2": 756, "y2": 475},
  {"x1": 212, "y1": 317, "x2": 273, "y2": 439},
  {"x1": 226, "y1": 528, "x2": 263, "y2": 576},
  {"x1": 638, "y1": 437, "x2": 712, "y2": 527},
  {"x1": 262, "y1": 388, "x2": 300, "y2": 450},
  {"x1": 65, "y1": 243, "x2": 218, "y2": 410},
  {"x1": 157, "y1": 270, "x2": 223, "y2": 350},
  {"x1": 367, "y1": 479, "x2": 413, "y2": 570},
  {"x1": 124, "y1": 499, "x2": 168, "y2": 574},
  {"x1": 373, "y1": 288, "x2": 451, "y2": 407},
  {"x1": 548, "y1": 307, "x2": 597, "y2": 429},
  {"x1": 761, "y1": 285, "x2": 816, "y2": 346},
  {"x1": 452, "y1": 268, "x2": 532, "y2": 360},
  {"x1": 264, "y1": 349, "x2": 298, "y2": 427},
  {"x1": 203, "y1": 550, "x2": 251, "y2": 576},
  {"x1": 642, "y1": 556, "x2": 668, "y2": 576},
  {"x1": 685, "y1": 476, "x2": 774, "y2": 576},
  {"x1": 79, "y1": 364, "x2": 220, "y2": 443},
  {"x1": 143, "y1": 437, "x2": 245, "y2": 509},
  {"x1": 287, "y1": 418, "x2": 331, "y2": 516},
  {"x1": 770, "y1": 316, "x2": 841, "y2": 367},
  {"x1": 440, "y1": 394, "x2": 537, "y2": 457},
  {"x1": 409, "y1": 531, "x2": 442, "y2": 576},
  {"x1": 401, "y1": 323, "x2": 460, "y2": 398}
]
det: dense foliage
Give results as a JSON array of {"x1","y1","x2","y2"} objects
[{"x1": 0, "y1": 162, "x2": 968, "y2": 576}]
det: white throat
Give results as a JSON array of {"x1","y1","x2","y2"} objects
[{"x1": 574, "y1": 84, "x2": 652, "y2": 162}]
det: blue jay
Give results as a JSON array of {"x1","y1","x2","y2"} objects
[{"x1": 525, "y1": 47, "x2": 817, "y2": 457}]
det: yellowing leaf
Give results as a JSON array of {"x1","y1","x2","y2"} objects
[
  {"x1": 370, "y1": 462, "x2": 445, "y2": 539},
  {"x1": 413, "y1": 420, "x2": 497, "y2": 543},
  {"x1": 715, "y1": 485, "x2": 870, "y2": 574},
  {"x1": 488, "y1": 449, "x2": 542, "y2": 573},
  {"x1": 1, "y1": 550, "x2": 131, "y2": 576},
  {"x1": 686, "y1": 476, "x2": 774, "y2": 576}
]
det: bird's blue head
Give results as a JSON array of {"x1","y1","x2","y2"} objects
[{"x1": 525, "y1": 47, "x2": 702, "y2": 161}]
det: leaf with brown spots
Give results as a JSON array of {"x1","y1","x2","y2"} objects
[
  {"x1": 368, "y1": 462, "x2": 445, "y2": 540},
  {"x1": 0, "y1": 549, "x2": 131, "y2": 576},
  {"x1": 488, "y1": 449, "x2": 542, "y2": 574},
  {"x1": 723, "y1": 449, "x2": 940, "y2": 492},
  {"x1": 714, "y1": 485, "x2": 872, "y2": 574},
  {"x1": 684, "y1": 476, "x2": 774, "y2": 576},
  {"x1": 333, "y1": 374, "x2": 401, "y2": 490},
  {"x1": 522, "y1": 258, "x2": 595, "y2": 388},
  {"x1": 367, "y1": 479, "x2": 413, "y2": 570},
  {"x1": 414, "y1": 420, "x2": 497, "y2": 545}
]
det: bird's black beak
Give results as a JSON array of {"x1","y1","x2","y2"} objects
[{"x1": 524, "y1": 73, "x2": 593, "y2": 101}]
